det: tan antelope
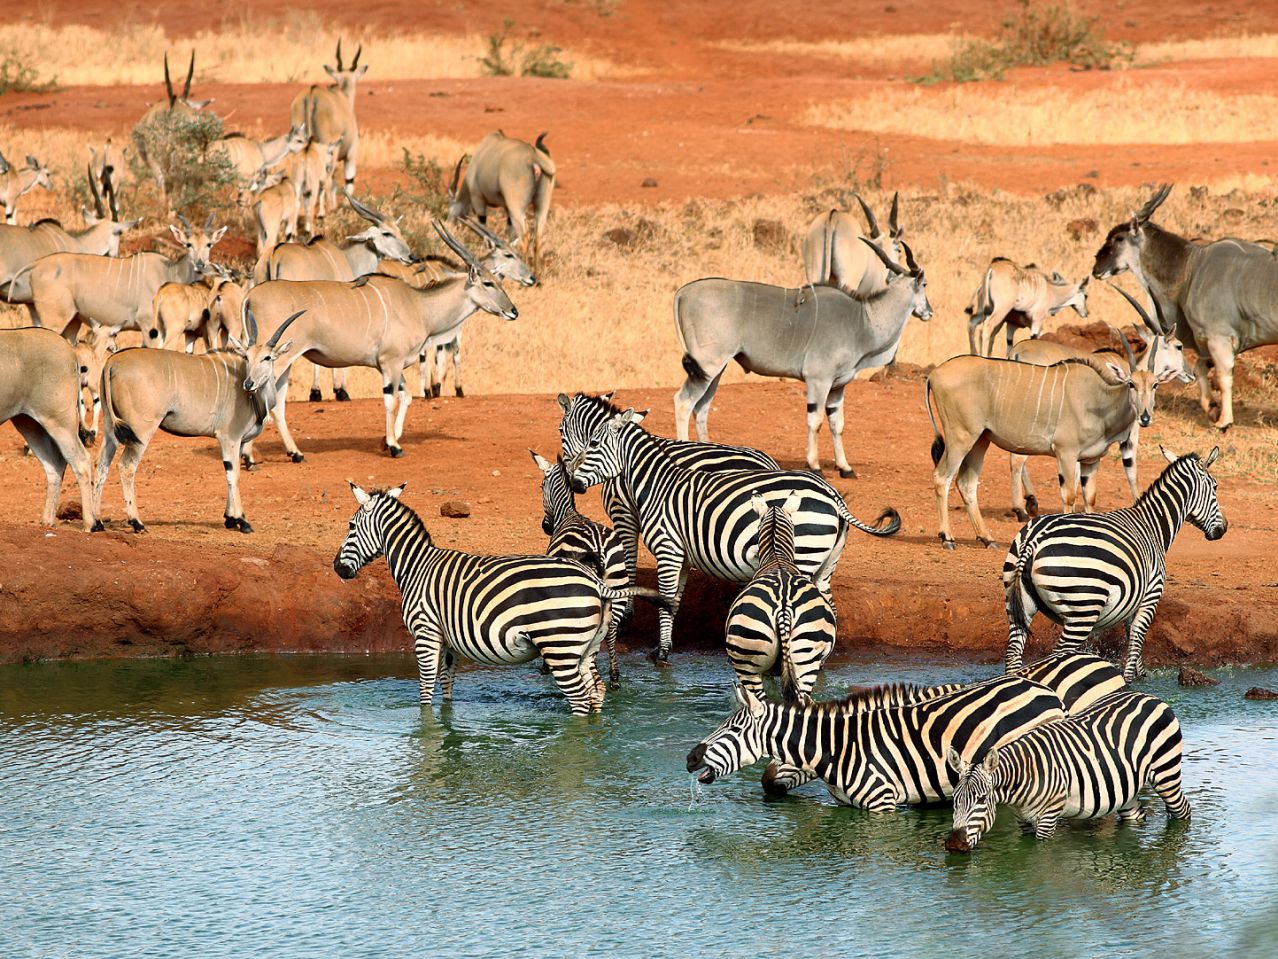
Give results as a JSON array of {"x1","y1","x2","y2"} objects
[
  {"x1": 281, "y1": 140, "x2": 337, "y2": 236},
  {"x1": 0, "y1": 152, "x2": 53, "y2": 224},
  {"x1": 448, "y1": 131, "x2": 556, "y2": 257},
  {"x1": 27, "y1": 215, "x2": 225, "y2": 343},
  {"x1": 241, "y1": 223, "x2": 517, "y2": 462},
  {"x1": 926, "y1": 321, "x2": 1182, "y2": 550},
  {"x1": 213, "y1": 124, "x2": 307, "y2": 181},
  {"x1": 93, "y1": 309, "x2": 304, "y2": 534},
  {"x1": 87, "y1": 139, "x2": 129, "y2": 198},
  {"x1": 965, "y1": 258, "x2": 1091, "y2": 357},
  {"x1": 241, "y1": 167, "x2": 299, "y2": 263},
  {"x1": 0, "y1": 326, "x2": 101, "y2": 531},
  {"x1": 145, "y1": 267, "x2": 245, "y2": 353},
  {"x1": 132, "y1": 52, "x2": 214, "y2": 202},
  {"x1": 801, "y1": 193, "x2": 903, "y2": 296},
  {"x1": 289, "y1": 40, "x2": 365, "y2": 206},
  {"x1": 74, "y1": 327, "x2": 115, "y2": 445}
]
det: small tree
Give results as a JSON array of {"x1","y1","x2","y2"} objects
[{"x1": 130, "y1": 110, "x2": 238, "y2": 217}]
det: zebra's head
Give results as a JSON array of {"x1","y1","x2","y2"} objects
[
  {"x1": 334, "y1": 482, "x2": 407, "y2": 579},
  {"x1": 556, "y1": 390, "x2": 617, "y2": 460},
  {"x1": 566, "y1": 409, "x2": 646, "y2": 494},
  {"x1": 944, "y1": 746, "x2": 1000, "y2": 854},
  {"x1": 530, "y1": 449, "x2": 572, "y2": 535},
  {"x1": 686, "y1": 685, "x2": 768, "y2": 784},
  {"x1": 1160, "y1": 446, "x2": 1227, "y2": 540},
  {"x1": 752, "y1": 492, "x2": 800, "y2": 564}
]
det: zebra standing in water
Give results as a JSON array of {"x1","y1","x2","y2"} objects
[
  {"x1": 726, "y1": 492, "x2": 837, "y2": 701},
  {"x1": 944, "y1": 689, "x2": 1191, "y2": 852},
  {"x1": 1003, "y1": 447, "x2": 1227, "y2": 682},
  {"x1": 333, "y1": 483, "x2": 667, "y2": 714},
  {"x1": 530, "y1": 449, "x2": 627, "y2": 688},
  {"x1": 567, "y1": 408, "x2": 900, "y2": 661},
  {"x1": 686, "y1": 675, "x2": 1066, "y2": 810}
]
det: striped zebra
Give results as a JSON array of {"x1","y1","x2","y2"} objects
[
  {"x1": 530, "y1": 449, "x2": 627, "y2": 688},
  {"x1": 567, "y1": 408, "x2": 899, "y2": 660},
  {"x1": 333, "y1": 483, "x2": 667, "y2": 714},
  {"x1": 944, "y1": 689, "x2": 1191, "y2": 852},
  {"x1": 761, "y1": 652, "x2": 1126, "y2": 796},
  {"x1": 1003, "y1": 447, "x2": 1227, "y2": 682},
  {"x1": 687, "y1": 674, "x2": 1066, "y2": 810},
  {"x1": 557, "y1": 391, "x2": 779, "y2": 626},
  {"x1": 726, "y1": 492, "x2": 836, "y2": 702}
]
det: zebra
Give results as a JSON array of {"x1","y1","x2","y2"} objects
[
  {"x1": 686, "y1": 675, "x2": 1066, "y2": 810},
  {"x1": 760, "y1": 652, "x2": 1127, "y2": 796},
  {"x1": 944, "y1": 689, "x2": 1191, "y2": 852},
  {"x1": 566, "y1": 408, "x2": 900, "y2": 660},
  {"x1": 557, "y1": 391, "x2": 780, "y2": 631},
  {"x1": 530, "y1": 449, "x2": 627, "y2": 688},
  {"x1": 333, "y1": 483, "x2": 667, "y2": 714},
  {"x1": 726, "y1": 492, "x2": 837, "y2": 702},
  {"x1": 1003, "y1": 446, "x2": 1227, "y2": 683}
]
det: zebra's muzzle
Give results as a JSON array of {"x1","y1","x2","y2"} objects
[
  {"x1": 1207, "y1": 522, "x2": 1227, "y2": 541},
  {"x1": 686, "y1": 743, "x2": 711, "y2": 779},
  {"x1": 944, "y1": 830, "x2": 972, "y2": 854},
  {"x1": 570, "y1": 478, "x2": 589, "y2": 495},
  {"x1": 333, "y1": 558, "x2": 358, "y2": 580}
]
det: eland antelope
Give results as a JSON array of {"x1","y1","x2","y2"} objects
[
  {"x1": 448, "y1": 131, "x2": 556, "y2": 257},
  {"x1": 801, "y1": 192, "x2": 903, "y2": 296},
  {"x1": 145, "y1": 267, "x2": 245, "y2": 353},
  {"x1": 75, "y1": 327, "x2": 115, "y2": 445},
  {"x1": 0, "y1": 152, "x2": 53, "y2": 224},
  {"x1": 674, "y1": 239, "x2": 931, "y2": 476},
  {"x1": 87, "y1": 139, "x2": 129, "y2": 198},
  {"x1": 241, "y1": 167, "x2": 299, "y2": 262},
  {"x1": 965, "y1": 258, "x2": 1091, "y2": 357},
  {"x1": 132, "y1": 52, "x2": 214, "y2": 202},
  {"x1": 213, "y1": 124, "x2": 308, "y2": 181},
  {"x1": 289, "y1": 40, "x2": 365, "y2": 206}
]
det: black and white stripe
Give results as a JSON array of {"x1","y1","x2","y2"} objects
[
  {"x1": 566, "y1": 408, "x2": 899, "y2": 659},
  {"x1": 333, "y1": 483, "x2": 665, "y2": 714},
  {"x1": 686, "y1": 675, "x2": 1065, "y2": 810},
  {"x1": 1003, "y1": 447, "x2": 1226, "y2": 682},
  {"x1": 945, "y1": 689, "x2": 1191, "y2": 851}
]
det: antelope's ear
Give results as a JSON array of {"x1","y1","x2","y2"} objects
[
  {"x1": 169, "y1": 223, "x2": 186, "y2": 242},
  {"x1": 210, "y1": 226, "x2": 228, "y2": 244},
  {"x1": 354, "y1": 65, "x2": 369, "y2": 78},
  {"x1": 751, "y1": 493, "x2": 769, "y2": 518},
  {"x1": 1160, "y1": 445, "x2": 1179, "y2": 464},
  {"x1": 782, "y1": 491, "x2": 803, "y2": 518},
  {"x1": 982, "y1": 747, "x2": 1001, "y2": 774},
  {"x1": 556, "y1": 393, "x2": 572, "y2": 414},
  {"x1": 946, "y1": 747, "x2": 966, "y2": 775},
  {"x1": 1205, "y1": 446, "x2": 1220, "y2": 468},
  {"x1": 1103, "y1": 361, "x2": 1130, "y2": 384},
  {"x1": 529, "y1": 449, "x2": 552, "y2": 472},
  {"x1": 323, "y1": 64, "x2": 338, "y2": 80},
  {"x1": 740, "y1": 685, "x2": 765, "y2": 717},
  {"x1": 274, "y1": 338, "x2": 293, "y2": 357},
  {"x1": 349, "y1": 482, "x2": 371, "y2": 506},
  {"x1": 387, "y1": 484, "x2": 406, "y2": 500}
]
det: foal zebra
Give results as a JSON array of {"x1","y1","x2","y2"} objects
[
  {"x1": 687, "y1": 675, "x2": 1065, "y2": 810},
  {"x1": 1004, "y1": 447, "x2": 1227, "y2": 682},
  {"x1": 530, "y1": 449, "x2": 627, "y2": 688},
  {"x1": 333, "y1": 483, "x2": 666, "y2": 714},
  {"x1": 945, "y1": 689, "x2": 1190, "y2": 851},
  {"x1": 567, "y1": 409, "x2": 899, "y2": 660},
  {"x1": 726, "y1": 493, "x2": 836, "y2": 702}
]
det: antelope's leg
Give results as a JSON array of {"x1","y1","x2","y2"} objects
[
  {"x1": 967, "y1": 317, "x2": 982, "y2": 357},
  {"x1": 804, "y1": 380, "x2": 827, "y2": 473},
  {"x1": 1120, "y1": 427, "x2": 1141, "y2": 503},
  {"x1": 392, "y1": 374, "x2": 413, "y2": 444},
  {"x1": 380, "y1": 369, "x2": 402, "y2": 455},
  {"x1": 1205, "y1": 336, "x2": 1236, "y2": 430},
  {"x1": 933, "y1": 431, "x2": 974, "y2": 550},
  {"x1": 956, "y1": 434, "x2": 996, "y2": 547},
  {"x1": 450, "y1": 334, "x2": 464, "y2": 398},
  {"x1": 1009, "y1": 453, "x2": 1030, "y2": 521},
  {"x1": 1194, "y1": 352, "x2": 1214, "y2": 416},
  {"x1": 117, "y1": 441, "x2": 147, "y2": 531},
  {"x1": 219, "y1": 435, "x2": 248, "y2": 531},
  {"x1": 1055, "y1": 450, "x2": 1081, "y2": 514},
  {"x1": 418, "y1": 350, "x2": 431, "y2": 399},
  {"x1": 1079, "y1": 459, "x2": 1100, "y2": 513},
  {"x1": 270, "y1": 378, "x2": 304, "y2": 463},
  {"x1": 92, "y1": 428, "x2": 119, "y2": 514},
  {"x1": 309, "y1": 362, "x2": 322, "y2": 401},
  {"x1": 44, "y1": 416, "x2": 99, "y2": 532},
  {"x1": 826, "y1": 384, "x2": 854, "y2": 479},
  {"x1": 983, "y1": 307, "x2": 1011, "y2": 357},
  {"x1": 673, "y1": 363, "x2": 724, "y2": 442},
  {"x1": 432, "y1": 343, "x2": 449, "y2": 398},
  {"x1": 12, "y1": 418, "x2": 67, "y2": 527}
]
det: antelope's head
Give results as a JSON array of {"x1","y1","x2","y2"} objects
[
  {"x1": 324, "y1": 39, "x2": 368, "y2": 97},
  {"x1": 285, "y1": 123, "x2": 309, "y2": 155},
  {"x1": 854, "y1": 191, "x2": 904, "y2": 262},
  {"x1": 346, "y1": 192, "x2": 415, "y2": 263},
  {"x1": 861, "y1": 237, "x2": 932, "y2": 321},
  {"x1": 1103, "y1": 331, "x2": 1180, "y2": 428},
  {"x1": 434, "y1": 222, "x2": 518, "y2": 320},
  {"x1": 20, "y1": 155, "x2": 53, "y2": 192},
  {"x1": 944, "y1": 747, "x2": 1000, "y2": 854},
  {"x1": 686, "y1": 685, "x2": 770, "y2": 785},
  {"x1": 1051, "y1": 275, "x2": 1090, "y2": 318},
  {"x1": 446, "y1": 154, "x2": 471, "y2": 219},
  {"x1": 170, "y1": 213, "x2": 227, "y2": 274},
  {"x1": 1093, "y1": 183, "x2": 1172, "y2": 280},
  {"x1": 162, "y1": 51, "x2": 213, "y2": 114},
  {"x1": 234, "y1": 308, "x2": 302, "y2": 413},
  {"x1": 461, "y1": 218, "x2": 536, "y2": 286}
]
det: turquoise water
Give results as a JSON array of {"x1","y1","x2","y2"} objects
[{"x1": 1, "y1": 654, "x2": 1275, "y2": 959}]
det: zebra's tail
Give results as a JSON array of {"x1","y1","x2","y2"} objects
[
  {"x1": 835, "y1": 498, "x2": 901, "y2": 537},
  {"x1": 925, "y1": 377, "x2": 945, "y2": 465},
  {"x1": 777, "y1": 605, "x2": 800, "y2": 703},
  {"x1": 599, "y1": 583, "x2": 672, "y2": 614},
  {"x1": 1006, "y1": 543, "x2": 1032, "y2": 636}
]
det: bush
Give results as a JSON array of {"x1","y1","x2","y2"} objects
[
  {"x1": 129, "y1": 110, "x2": 238, "y2": 216},
  {"x1": 0, "y1": 48, "x2": 57, "y2": 95},
  {"x1": 915, "y1": 1, "x2": 1132, "y2": 84},
  {"x1": 398, "y1": 148, "x2": 450, "y2": 219},
  {"x1": 479, "y1": 20, "x2": 572, "y2": 79}
]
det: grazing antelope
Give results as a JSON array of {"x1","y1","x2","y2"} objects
[
  {"x1": 965, "y1": 258, "x2": 1091, "y2": 357},
  {"x1": 674, "y1": 239, "x2": 931, "y2": 475},
  {"x1": 448, "y1": 131, "x2": 556, "y2": 256},
  {"x1": 289, "y1": 40, "x2": 365, "y2": 206},
  {"x1": 132, "y1": 52, "x2": 214, "y2": 202},
  {"x1": 93, "y1": 309, "x2": 303, "y2": 534},
  {"x1": 146, "y1": 267, "x2": 244, "y2": 353},
  {"x1": 0, "y1": 327, "x2": 101, "y2": 531},
  {"x1": 213, "y1": 124, "x2": 307, "y2": 181},
  {"x1": 241, "y1": 167, "x2": 299, "y2": 262},
  {"x1": 241, "y1": 223, "x2": 517, "y2": 462},
  {"x1": 27, "y1": 215, "x2": 225, "y2": 343},
  {"x1": 0, "y1": 153, "x2": 53, "y2": 224},
  {"x1": 801, "y1": 192, "x2": 903, "y2": 296}
]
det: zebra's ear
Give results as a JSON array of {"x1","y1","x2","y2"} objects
[
  {"x1": 1160, "y1": 445, "x2": 1179, "y2": 464},
  {"x1": 600, "y1": 390, "x2": 615, "y2": 403},
  {"x1": 556, "y1": 393, "x2": 572, "y2": 414},
  {"x1": 741, "y1": 685, "x2": 765, "y2": 717},
  {"x1": 782, "y1": 491, "x2": 802, "y2": 518},
  {"x1": 349, "y1": 481, "x2": 370, "y2": 507},
  {"x1": 529, "y1": 449, "x2": 552, "y2": 472},
  {"x1": 982, "y1": 747, "x2": 1000, "y2": 774},
  {"x1": 386, "y1": 484, "x2": 406, "y2": 500},
  {"x1": 945, "y1": 747, "x2": 966, "y2": 775},
  {"x1": 626, "y1": 408, "x2": 649, "y2": 426},
  {"x1": 732, "y1": 684, "x2": 748, "y2": 709},
  {"x1": 751, "y1": 493, "x2": 769, "y2": 518},
  {"x1": 1205, "y1": 446, "x2": 1220, "y2": 468}
]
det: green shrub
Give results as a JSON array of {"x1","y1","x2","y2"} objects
[
  {"x1": 129, "y1": 110, "x2": 238, "y2": 217},
  {"x1": 399, "y1": 148, "x2": 450, "y2": 219},
  {"x1": 479, "y1": 20, "x2": 572, "y2": 79}
]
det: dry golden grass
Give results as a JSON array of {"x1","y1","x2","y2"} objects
[
  {"x1": 715, "y1": 34, "x2": 962, "y2": 65},
  {"x1": 1138, "y1": 33, "x2": 1278, "y2": 63},
  {"x1": 806, "y1": 79, "x2": 1278, "y2": 145},
  {"x1": 358, "y1": 132, "x2": 470, "y2": 171}
]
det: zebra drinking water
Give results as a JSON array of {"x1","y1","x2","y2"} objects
[
  {"x1": 333, "y1": 483, "x2": 667, "y2": 714},
  {"x1": 566, "y1": 408, "x2": 899, "y2": 661},
  {"x1": 1003, "y1": 447, "x2": 1227, "y2": 682},
  {"x1": 944, "y1": 689, "x2": 1191, "y2": 852}
]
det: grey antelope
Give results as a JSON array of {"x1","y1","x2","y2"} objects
[
  {"x1": 761, "y1": 651, "x2": 1127, "y2": 797},
  {"x1": 565, "y1": 408, "x2": 900, "y2": 661},
  {"x1": 26, "y1": 215, "x2": 224, "y2": 342},
  {"x1": 1007, "y1": 287, "x2": 1194, "y2": 520},
  {"x1": 145, "y1": 267, "x2": 245, "y2": 352},
  {"x1": 925, "y1": 317, "x2": 1182, "y2": 550},
  {"x1": 0, "y1": 152, "x2": 53, "y2": 224},
  {"x1": 725, "y1": 493, "x2": 836, "y2": 703},
  {"x1": 686, "y1": 675, "x2": 1066, "y2": 810},
  {"x1": 1003, "y1": 447, "x2": 1226, "y2": 683},
  {"x1": 531, "y1": 449, "x2": 627, "y2": 688},
  {"x1": 333, "y1": 484, "x2": 669, "y2": 715},
  {"x1": 213, "y1": 124, "x2": 308, "y2": 180},
  {"x1": 945, "y1": 690, "x2": 1190, "y2": 852},
  {"x1": 557, "y1": 391, "x2": 780, "y2": 632},
  {"x1": 75, "y1": 327, "x2": 115, "y2": 445},
  {"x1": 965, "y1": 258, "x2": 1091, "y2": 357},
  {"x1": 242, "y1": 223, "x2": 516, "y2": 461},
  {"x1": 0, "y1": 327, "x2": 101, "y2": 531},
  {"x1": 675, "y1": 239, "x2": 931, "y2": 475},
  {"x1": 801, "y1": 192, "x2": 903, "y2": 296},
  {"x1": 93, "y1": 309, "x2": 304, "y2": 534},
  {"x1": 289, "y1": 40, "x2": 365, "y2": 206},
  {"x1": 132, "y1": 52, "x2": 214, "y2": 202},
  {"x1": 241, "y1": 167, "x2": 299, "y2": 261},
  {"x1": 1093, "y1": 183, "x2": 1278, "y2": 431},
  {"x1": 87, "y1": 139, "x2": 129, "y2": 198},
  {"x1": 448, "y1": 131, "x2": 556, "y2": 257}
]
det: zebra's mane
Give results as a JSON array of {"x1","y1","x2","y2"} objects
[
  {"x1": 801, "y1": 683, "x2": 936, "y2": 716},
  {"x1": 1136, "y1": 454, "x2": 1200, "y2": 507},
  {"x1": 575, "y1": 392, "x2": 624, "y2": 416},
  {"x1": 371, "y1": 492, "x2": 432, "y2": 539}
]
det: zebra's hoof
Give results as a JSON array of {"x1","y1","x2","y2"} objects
[
  {"x1": 537, "y1": 661, "x2": 551, "y2": 675},
  {"x1": 309, "y1": 389, "x2": 322, "y2": 403},
  {"x1": 609, "y1": 679, "x2": 621, "y2": 691},
  {"x1": 334, "y1": 388, "x2": 351, "y2": 402},
  {"x1": 651, "y1": 649, "x2": 672, "y2": 667},
  {"x1": 90, "y1": 520, "x2": 105, "y2": 533},
  {"x1": 838, "y1": 466, "x2": 857, "y2": 479},
  {"x1": 1013, "y1": 509, "x2": 1029, "y2": 523},
  {"x1": 289, "y1": 451, "x2": 305, "y2": 464},
  {"x1": 388, "y1": 445, "x2": 405, "y2": 458},
  {"x1": 129, "y1": 519, "x2": 146, "y2": 534},
  {"x1": 455, "y1": 386, "x2": 465, "y2": 398}
]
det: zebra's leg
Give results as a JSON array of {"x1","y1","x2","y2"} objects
[
  {"x1": 804, "y1": 379, "x2": 827, "y2": 473},
  {"x1": 956, "y1": 434, "x2": 998, "y2": 548},
  {"x1": 1151, "y1": 755, "x2": 1192, "y2": 821},
  {"x1": 411, "y1": 630, "x2": 443, "y2": 706},
  {"x1": 1079, "y1": 458, "x2": 1100, "y2": 513},
  {"x1": 1117, "y1": 799, "x2": 1146, "y2": 825},
  {"x1": 439, "y1": 648, "x2": 458, "y2": 702},
  {"x1": 309, "y1": 361, "x2": 323, "y2": 402},
  {"x1": 654, "y1": 552, "x2": 687, "y2": 662},
  {"x1": 1120, "y1": 427, "x2": 1141, "y2": 503},
  {"x1": 1033, "y1": 811, "x2": 1061, "y2": 841},
  {"x1": 1010, "y1": 453, "x2": 1031, "y2": 521},
  {"x1": 605, "y1": 605, "x2": 622, "y2": 689},
  {"x1": 825, "y1": 383, "x2": 855, "y2": 479},
  {"x1": 1122, "y1": 591, "x2": 1163, "y2": 683},
  {"x1": 543, "y1": 649, "x2": 597, "y2": 716},
  {"x1": 1056, "y1": 608, "x2": 1102, "y2": 658}
]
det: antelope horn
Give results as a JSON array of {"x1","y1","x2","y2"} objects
[
  {"x1": 163, "y1": 53, "x2": 175, "y2": 104},
  {"x1": 176, "y1": 213, "x2": 193, "y2": 233},
  {"x1": 1116, "y1": 329, "x2": 1138, "y2": 369},
  {"x1": 267, "y1": 310, "x2": 306, "y2": 348},
  {"x1": 889, "y1": 191, "x2": 900, "y2": 235},
  {"x1": 1110, "y1": 284, "x2": 1161, "y2": 337},
  {"x1": 449, "y1": 155, "x2": 466, "y2": 198},
  {"x1": 1146, "y1": 334, "x2": 1160, "y2": 371},
  {"x1": 433, "y1": 221, "x2": 483, "y2": 272},
  {"x1": 1135, "y1": 183, "x2": 1172, "y2": 223},
  {"x1": 458, "y1": 217, "x2": 506, "y2": 249},
  {"x1": 182, "y1": 51, "x2": 194, "y2": 99},
  {"x1": 104, "y1": 166, "x2": 119, "y2": 221},
  {"x1": 854, "y1": 193, "x2": 880, "y2": 237},
  {"x1": 351, "y1": 43, "x2": 362, "y2": 69},
  {"x1": 86, "y1": 163, "x2": 105, "y2": 219},
  {"x1": 335, "y1": 38, "x2": 344, "y2": 71},
  {"x1": 0, "y1": 150, "x2": 8, "y2": 175},
  {"x1": 346, "y1": 191, "x2": 384, "y2": 224},
  {"x1": 203, "y1": 211, "x2": 215, "y2": 231},
  {"x1": 859, "y1": 236, "x2": 906, "y2": 275},
  {"x1": 243, "y1": 304, "x2": 259, "y2": 346},
  {"x1": 900, "y1": 240, "x2": 921, "y2": 275}
]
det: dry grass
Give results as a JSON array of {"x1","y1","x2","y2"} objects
[
  {"x1": 715, "y1": 35, "x2": 962, "y2": 65},
  {"x1": 1138, "y1": 33, "x2": 1278, "y2": 63},
  {"x1": 806, "y1": 79, "x2": 1278, "y2": 145}
]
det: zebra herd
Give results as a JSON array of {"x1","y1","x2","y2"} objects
[{"x1": 332, "y1": 387, "x2": 1219, "y2": 851}]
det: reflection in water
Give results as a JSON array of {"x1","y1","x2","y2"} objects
[{"x1": 0, "y1": 655, "x2": 1274, "y2": 959}]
